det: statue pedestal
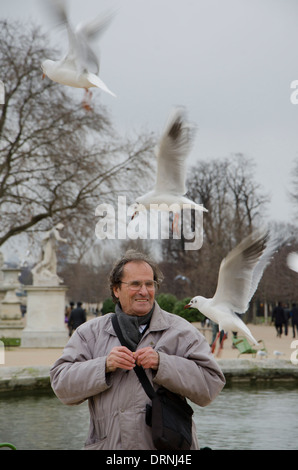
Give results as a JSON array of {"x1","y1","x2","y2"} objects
[
  {"x1": 21, "y1": 285, "x2": 68, "y2": 348},
  {"x1": 0, "y1": 267, "x2": 24, "y2": 339},
  {"x1": 1, "y1": 291, "x2": 22, "y2": 320}
]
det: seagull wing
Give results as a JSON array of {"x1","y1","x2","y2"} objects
[
  {"x1": 43, "y1": 0, "x2": 82, "y2": 70},
  {"x1": 75, "y1": 11, "x2": 115, "y2": 75},
  {"x1": 247, "y1": 235, "x2": 278, "y2": 301},
  {"x1": 69, "y1": 30, "x2": 100, "y2": 74},
  {"x1": 42, "y1": 0, "x2": 68, "y2": 27},
  {"x1": 154, "y1": 107, "x2": 196, "y2": 195},
  {"x1": 63, "y1": 23, "x2": 83, "y2": 67},
  {"x1": 212, "y1": 230, "x2": 272, "y2": 313},
  {"x1": 287, "y1": 252, "x2": 298, "y2": 273},
  {"x1": 76, "y1": 10, "x2": 115, "y2": 42}
]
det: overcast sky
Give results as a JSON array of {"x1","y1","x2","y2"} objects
[{"x1": 2, "y1": 0, "x2": 298, "y2": 225}]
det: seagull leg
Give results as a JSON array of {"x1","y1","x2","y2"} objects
[
  {"x1": 172, "y1": 213, "x2": 180, "y2": 235},
  {"x1": 211, "y1": 332, "x2": 220, "y2": 353},
  {"x1": 216, "y1": 332, "x2": 227, "y2": 357},
  {"x1": 82, "y1": 89, "x2": 93, "y2": 111}
]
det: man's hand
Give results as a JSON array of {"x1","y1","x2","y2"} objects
[
  {"x1": 134, "y1": 347, "x2": 159, "y2": 370},
  {"x1": 106, "y1": 346, "x2": 135, "y2": 372}
]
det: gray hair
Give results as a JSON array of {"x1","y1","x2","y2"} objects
[{"x1": 109, "y1": 249, "x2": 164, "y2": 303}]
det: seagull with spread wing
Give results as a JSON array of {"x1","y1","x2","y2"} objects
[
  {"x1": 41, "y1": 0, "x2": 116, "y2": 109},
  {"x1": 131, "y1": 107, "x2": 207, "y2": 228},
  {"x1": 185, "y1": 230, "x2": 277, "y2": 346}
]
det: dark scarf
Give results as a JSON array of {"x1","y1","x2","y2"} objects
[{"x1": 115, "y1": 303, "x2": 154, "y2": 351}]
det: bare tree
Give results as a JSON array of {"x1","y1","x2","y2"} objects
[
  {"x1": 226, "y1": 154, "x2": 269, "y2": 241},
  {"x1": 259, "y1": 222, "x2": 298, "y2": 305},
  {"x1": 186, "y1": 154, "x2": 269, "y2": 248},
  {"x1": 0, "y1": 20, "x2": 155, "y2": 259}
]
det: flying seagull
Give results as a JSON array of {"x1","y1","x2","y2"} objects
[
  {"x1": 41, "y1": 0, "x2": 116, "y2": 109},
  {"x1": 185, "y1": 230, "x2": 277, "y2": 346},
  {"x1": 131, "y1": 107, "x2": 207, "y2": 228}
]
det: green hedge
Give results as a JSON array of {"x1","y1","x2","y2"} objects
[
  {"x1": 0, "y1": 337, "x2": 21, "y2": 347},
  {"x1": 156, "y1": 293, "x2": 178, "y2": 313},
  {"x1": 101, "y1": 298, "x2": 115, "y2": 315}
]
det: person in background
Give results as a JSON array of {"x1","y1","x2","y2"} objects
[
  {"x1": 283, "y1": 303, "x2": 290, "y2": 336},
  {"x1": 50, "y1": 250, "x2": 225, "y2": 450},
  {"x1": 65, "y1": 301, "x2": 75, "y2": 336},
  {"x1": 68, "y1": 301, "x2": 86, "y2": 335},
  {"x1": 290, "y1": 303, "x2": 298, "y2": 338},
  {"x1": 272, "y1": 302, "x2": 285, "y2": 337}
]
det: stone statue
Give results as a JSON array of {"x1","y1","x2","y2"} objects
[{"x1": 32, "y1": 223, "x2": 67, "y2": 286}]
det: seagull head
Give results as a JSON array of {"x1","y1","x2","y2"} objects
[{"x1": 184, "y1": 296, "x2": 205, "y2": 310}]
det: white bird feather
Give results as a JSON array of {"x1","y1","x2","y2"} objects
[{"x1": 287, "y1": 252, "x2": 298, "y2": 273}]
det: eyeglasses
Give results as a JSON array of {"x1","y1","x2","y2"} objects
[{"x1": 120, "y1": 280, "x2": 158, "y2": 291}]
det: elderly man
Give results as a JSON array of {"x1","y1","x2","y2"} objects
[{"x1": 50, "y1": 250, "x2": 225, "y2": 450}]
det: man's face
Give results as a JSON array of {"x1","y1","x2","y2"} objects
[{"x1": 113, "y1": 261, "x2": 156, "y2": 316}]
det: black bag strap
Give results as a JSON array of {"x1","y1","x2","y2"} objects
[{"x1": 111, "y1": 314, "x2": 156, "y2": 400}]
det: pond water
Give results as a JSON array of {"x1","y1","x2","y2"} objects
[{"x1": 0, "y1": 384, "x2": 297, "y2": 450}]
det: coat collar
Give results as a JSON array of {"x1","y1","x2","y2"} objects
[{"x1": 148, "y1": 301, "x2": 170, "y2": 332}]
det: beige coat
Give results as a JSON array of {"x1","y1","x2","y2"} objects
[{"x1": 50, "y1": 302, "x2": 225, "y2": 450}]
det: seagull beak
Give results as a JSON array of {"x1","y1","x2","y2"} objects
[
  {"x1": 184, "y1": 303, "x2": 191, "y2": 309},
  {"x1": 131, "y1": 211, "x2": 136, "y2": 220}
]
